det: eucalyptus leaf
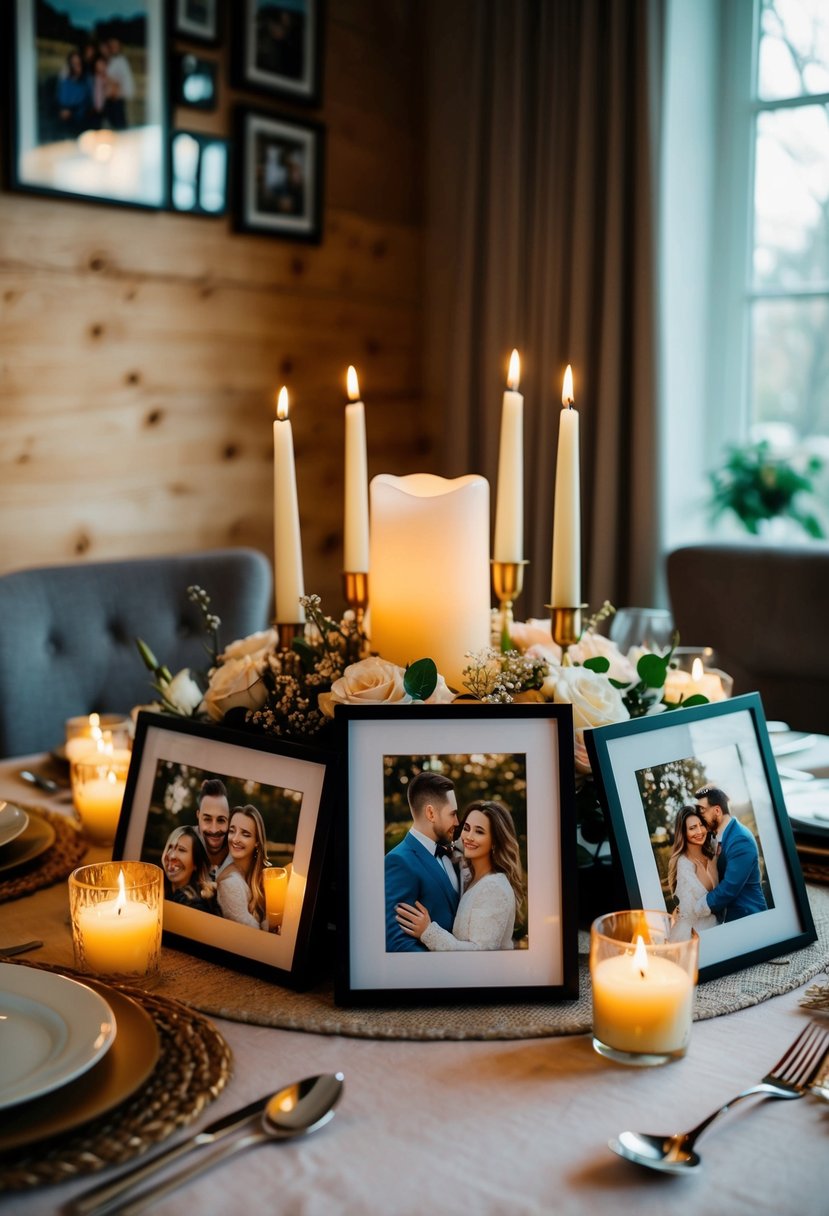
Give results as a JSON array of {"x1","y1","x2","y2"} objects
[
  {"x1": 637, "y1": 653, "x2": 669, "y2": 689},
  {"x1": 678, "y1": 693, "x2": 709, "y2": 707},
  {"x1": 404, "y1": 657, "x2": 438, "y2": 701},
  {"x1": 583, "y1": 656, "x2": 610, "y2": 674}
]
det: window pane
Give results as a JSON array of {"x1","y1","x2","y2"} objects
[
  {"x1": 758, "y1": 0, "x2": 829, "y2": 100},
  {"x1": 752, "y1": 104, "x2": 829, "y2": 289},
  {"x1": 751, "y1": 297, "x2": 829, "y2": 437}
]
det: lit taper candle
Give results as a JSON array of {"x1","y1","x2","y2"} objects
[
  {"x1": 550, "y1": 364, "x2": 581, "y2": 608},
  {"x1": 344, "y1": 365, "x2": 370, "y2": 573},
  {"x1": 493, "y1": 349, "x2": 524, "y2": 562},
  {"x1": 273, "y1": 386, "x2": 306, "y2": 624}
]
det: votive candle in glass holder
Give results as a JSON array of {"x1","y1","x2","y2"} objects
[
  {"x1": 70, "y1": 750, "x2": 131, "y2": 846},
  {"x1": 590, "y1": 910, "x2": 698, "y2": 1066},
  {"x1": 663, "y1": 647, "x2": 733, "y2": 703},
  {"x1": 69, "y1": 861, "x2": 163, "y2": 977},
  {"x1": 64, "y1": 713, "x2": 132, "y2": 763}
]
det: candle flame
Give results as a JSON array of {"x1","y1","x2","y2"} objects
[
  {"x1": 89, "y1": 713, "x2": 100, "y2": 729},
  {"x1": 346, "y1": 365, "x2": 360, "y2": 401},
  {"x1": 692, "y1": 657, "x2": 704, "y2": 681},
  {"x1": 507, "y1": 349, "x2": 521, "y2": 391},
  {"x1": 276, "y1": 386, "x2": 289, "y2": 421},
  {"x1": 106, "y1": 770, "x2": 118, "y2": 785},
  {"x1": 562, "y1": 364, "x2": 574, "y2": 407},
  {"x1": 632, "y1": 934, "x2": 649, "y2": 978},
  {"x1": 116, "y1": 869, "x2": 127, "y2": 914}
]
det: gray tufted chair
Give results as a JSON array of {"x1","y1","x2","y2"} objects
[
  {"x1": 0, "y1": 549, "x2": 273, "y2": 758},
  {"x1": 666, "y1": 541, "x2": 829, "y2": 734}
]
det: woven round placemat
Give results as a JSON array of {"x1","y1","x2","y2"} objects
[
  {"x1": 0, "y1": 804, "x2": 87, "y2": 903},
  {"x1": 153, "y1": 883, "x2": 829, "y2": 1042},
  {"x1": 0, "y1": 961, "x2": 232, "y2": 1192}
]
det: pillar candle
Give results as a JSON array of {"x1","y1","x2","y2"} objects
[
  {"x1": 550, "y1": 364, "x2": 581, "y2": 607},
  {"x1": 591, "y1": 936, "x2": 694, "y2": 1054},
  {"x1": 663, "y1": 657, "x2": 728, "y2": 703},
  {"x1": 273, "y1": 386, "x2": 305, "y2": 624},
  {"x1": 344, "y1": 365, "x2": 370, "y2": 572},
  {"x1": 493, "y1": 349, "x2": 524, "y2": 562},
  {"x1": 264, "y1": 866, "x2": 289, "y2": 931},
  {"x1": 369, "y1": 473, "x2": 491, "y2": 690}
]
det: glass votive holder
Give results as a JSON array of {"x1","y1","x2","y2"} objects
[
  {"x1": 663, "y1": 646, "x2": 733, "y2": 703},
  {"x1": 264, "y1": 865, "x2": 289, "y2": 933},
  {"x1": 70, "y1": 750, "x2": 132, "y2": 846},
  {"x1": 65, "y1": 713, "x2": 132, "y2": 763},
  {"x1": 590, "y1": 910, "x2": 698, "y2": 1067},
  {"x1": 69, "y1": 861, "x2": 163, "y2": 977}
]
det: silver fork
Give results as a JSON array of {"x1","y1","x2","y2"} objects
[{"x1": 611, "y1": 1021, "x2": 829, "y2": 1173}]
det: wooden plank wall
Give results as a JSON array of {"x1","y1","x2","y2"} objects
[{"x1": 0, "y1": 0, "x2": 430, "y2": 616}]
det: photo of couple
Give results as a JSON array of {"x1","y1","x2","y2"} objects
[
  {"x1": 383, "y1": 755, "x2": 529, "y2": 954},
  {"x1": 637, "y1": 745, "x2": 774, "y2": 940},
  {"x1": 140, "y1": 760, "x2": 303, "y2": 935}
]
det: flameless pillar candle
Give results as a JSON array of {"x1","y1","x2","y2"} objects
[
  {"x1": 493, "y1": 349, "x2": 524, "y2": 562},
  {"x1": 550, "y1": 365, "x2": 581, "y2": 608},
  {"x1": 369, "y1": 473, "x2": 490, "y2": 689},
  {"x1": 273, "y1": 386, "x2": 306, "y2": 624},
  {"x1": 344, "y1": 366, "x2": 370, "y2": 572}
]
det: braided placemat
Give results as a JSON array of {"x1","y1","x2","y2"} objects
[
  {"x1": 0, "y1": 805, "x2": 87, "y2": 903},
  {"x1": 0, "y1": 961, "x2": 232, "y2": 1192}
]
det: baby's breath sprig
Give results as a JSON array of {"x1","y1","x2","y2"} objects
[{"x1": 187, "y1": 584, "x2": 221, "y2": 665}]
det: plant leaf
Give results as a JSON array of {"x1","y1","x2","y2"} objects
[
  {"x1": 404, "y1": 657, "x2": 438, "y2": 701},
  {"x1": 637, "y1": 653, "x2": 669, "y2": 689},
  {"x1": 583, "y1": 656, "x2": 610, "y2": 674}
]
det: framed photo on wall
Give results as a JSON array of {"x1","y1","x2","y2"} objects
[
  {"x1": 8, "y1": 0, "x2": 167, "y2": 208},
  {"x1": 115, "y1": 712, "x2": 337, "y2": 989},
  {"x1": 233, "y1": 107, "x2": 324, "y2": 242},
  {"x1": 335, "y1": 703, "x2": 578, "y2": 1007},
  {"x1": 170, "y1": 130, "x2": 228, "y2": 214},
  {"x1": 173, "y1": 0, "x2": 220, "y2": 46},
  {"x1": 585, "y1": 693, "x2": 817, "y2": 982},
  {"x1": 232, "y1": 0, "x2": 324, "y2": 106}
]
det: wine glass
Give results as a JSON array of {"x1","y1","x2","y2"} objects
[{"x1": 609, "y1": 607, "x2": 675, "y2": 655}]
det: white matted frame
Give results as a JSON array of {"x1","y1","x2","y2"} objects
[
  {"x1": 586, "y1": 693, "x2": 817, "y2": 982},
  {"x1": 116, "y1": 711, "x2": 336, "y2": 989},
  {"x1": 335, "y1": 703, "x2": 578, "y2": 1007}
]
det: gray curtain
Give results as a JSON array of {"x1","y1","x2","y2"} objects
[{"x1": 424, "y1": 0, "x2": 665, "y2": 618}]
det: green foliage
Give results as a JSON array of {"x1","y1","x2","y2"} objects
[
  {"x1": 709, "y1": 440, "x2": 825, "y2": 538},
  {"x1": 404, "y1": 658, "x2": 438, "y2": 700}
]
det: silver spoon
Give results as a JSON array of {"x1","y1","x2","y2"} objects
[{"x1": 82, "y1": 1072, "x2": 345, "y2": 1216}]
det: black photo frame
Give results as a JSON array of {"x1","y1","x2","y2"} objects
[
  {"x1": 233, "y1": 106, "x2": 324, "y2": 243},
  {"x1": 172, "y1": 0, "x2": 220, "y2": 45},
  {"x1": 335, "y1": 703, "x2": 578, "y2": 1007},
  {"x1": 115, "y1": 712, "x2": 337, "y2": 989},
  {"x1": 585, "y1": 693, "x2": 817, "y2": 982},
  {"x1": 7, "y1": 0, "x2": 168, "y2": 209},
  {"x1": 232, "y1": 0, "x2": 324, "y2": 106}
]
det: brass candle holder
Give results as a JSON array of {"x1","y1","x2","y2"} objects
[
  {"x1": 342, "y1": 571, "x2": 369, "y2": 632},
  {"x1": 276, "y1": 622, "x2": 304, "y2": 652},
  {"x1": 492, "y1": 560, "x2": 528, "y2": 648},
  {"x1": 549, "y1": 604, "x2": 586, "y2": 652}
]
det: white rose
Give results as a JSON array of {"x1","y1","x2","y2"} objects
[
  {"x1": 541, "y1": 665, "x2": 630, "y2": 733},
  {"x1": 163, "y1": 668, "x2": 204, "y2": 716},
  {"x1": 219, "y1": 629, "x2": 278, "y2": 665},
  {"x1": 327, "y1": 657, "x2": 413, "y2": 710},
  {"x1": 202, "y1": 655, "x2": 269, "y2": 721},
  {"x1": 425, "y1": 674, "x2": 455, "y2": 705},
  {"x1": 568, "y1": 632, "x2": 637, "y2": 684}
]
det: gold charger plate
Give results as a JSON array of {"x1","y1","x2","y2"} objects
[
  {"x1": 0, "y1": 980, "x2": 160, "y2": 1153},
  {"x1": 0, "y1": 814, "x2": 56, "y2": 875}
]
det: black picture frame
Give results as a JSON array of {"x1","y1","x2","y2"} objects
[
  {"x1": 233, "y1": 106, "x2": 324, "y2": 243},
  {"x1": 115, "y1": 712, "x2": 337, "y2": 990},
  {"x1": 334, "y1": 703, "x2": 578, "y2": 1007},
  {"x1": 170, "y1": 130, "x2": 228, "y2": 214},
  {"x1": 172, "y1": 0, "x2": 220, "y2": 46},
  {"x1": 585, "y1": 693, "x2": 817, "y2": 983},
  {"x1": 232, "y1": 0, "x2": 324, "y2": 106},
  {"x1": 173, "y1": 52, "x2": 218, "y2": 110},
  {"x1": 7, "y1": 0, "x2": 168, "y2": 210}
]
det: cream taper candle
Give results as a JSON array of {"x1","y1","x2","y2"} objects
[
  {"x1": 550, "y1": 364, "x2": 581, "y2": 607},
  {"x1": 273, "y1": 386, "x2": 305, "y2": 624},
  {"x1": 493, "y1": 349, "x2": 524, "y2": 562},
  {"x1": 344, "y1": 365, "x2": 370, "y2": 572},
  {"x1": 369, "y1": 473, "x2": 490, "y2": 689}
]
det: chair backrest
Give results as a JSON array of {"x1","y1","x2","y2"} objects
[
  {"x1": 0, "y1": 549, "x2": 273, "y2": 758},
  {"x1": 666, "y1": 541, "x2": 829, "y2": 733}
]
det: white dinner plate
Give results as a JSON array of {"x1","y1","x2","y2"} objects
[
  {"x1": 0, "y1": 802, "x2": 29, "y2": 849},
  {"x1": 0, "y1": 966, "x2": 117, "y2": 1110},
  {"x1": 770, "y1": 732, "x2": 818, "y2": 758},
  {"x1": 784, "y1": 788, "x2": 829, "y2": 838}
]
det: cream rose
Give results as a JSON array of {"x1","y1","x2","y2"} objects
[
  {"x1": 567, "y1": 632, "x2": 637, "y2": 684},
  {"x1": 425, "y1": 674, "x2": 455, "y2": 705},
  {"x1": 325, "y1": 657, "x2": 412, "y2": 712},
  {"x1": 163, "y1": 668, "x2": 204, "y2": 716},
  {"x1": 202, "y1": 655, "x2": 269, "y2": 721},
  {"x1": 509, "y1": 617, "x2": 558, "y2": 652},
  {"x1": 219, "y1": 628, "x2": 279, "y2": 664},
  {"x1": 541, "y1": 665, "x2": 630, "y2": 733}
]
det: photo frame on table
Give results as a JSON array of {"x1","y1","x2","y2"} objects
[
  {"x1": 335, "y1": 703, "x2": 578, "y2": 1007},
  {"x1": 115, "y1": 712, "x2": 337, "y2": 989},
  {"x1": 173, "y1": 0, "x2": 220, "y2": 45},
  {"x1": 7, "y1": 0, "x2": 168, "y2": 209},
  {"x1": 232, "y1": 0, "x2": 324, "y2": 105},
  {"x1": 585, "y1": 693, "x2": 817, "y2": 982},
  {"x1": 170, "y1": 130, "x2": 228, "y2": 214},
  {"x1": 233, "y1": 107, "x2": 324, "y2": 242}
]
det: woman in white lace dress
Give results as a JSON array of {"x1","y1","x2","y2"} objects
[
  {"x1": 217, "y1": 805, "x2": 268, "y2": 930},
  {"x1": 668, "y1": 805, "x2": 719, "y2": 938},
  {"x1": 395, "y1": 800, "x2": 525, "y2": 951}
]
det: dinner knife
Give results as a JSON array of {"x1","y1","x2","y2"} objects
[{"x1": 69, "y1": 1092, "x2": 273, "y2": 1216}]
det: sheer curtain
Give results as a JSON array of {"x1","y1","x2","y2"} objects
[{"x1": 424, "y1": 0, "x2": 665, "y2": 617}]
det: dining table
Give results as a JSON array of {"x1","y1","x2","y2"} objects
[{"x1": 1, "y1": 736, "x2": 828, "y2": 1216}]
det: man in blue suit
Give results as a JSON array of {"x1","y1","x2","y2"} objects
[
  {"x1": 385, "y1": 771, "x2": 461, "y2": 952},
  {"x1": 695, "y1": 785, "x2": 768, "y2": 922}
]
